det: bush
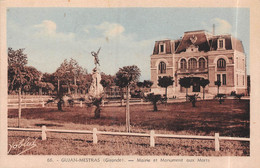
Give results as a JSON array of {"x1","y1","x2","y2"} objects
[
  {"x1": 230, "y1": 91, "x2": 236, "y2": 96},
  {"x1": 215, "y1": 94, "x2": 226, "y2": 104}
]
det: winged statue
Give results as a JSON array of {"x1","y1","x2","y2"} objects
[{"x1": 91, "y1": 47, "x2": 101, "y2": 67}]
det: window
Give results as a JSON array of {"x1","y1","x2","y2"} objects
[
  {"x1": 160, "y1": 44, "x2": 164, "y2": 53},
  {"x1": 219, "y1": 40, "x2": 223, "y2": 48},
  {"x1": 217, "y1": 58, "x2": 226, "y2": 71},
  {"x1": 180, "y1": 59, "x2": 187, "y2": 70},
  {"x1": 243, "y1": 75, "x2": 245, "y2": 86},
  {"x1": 222, "y1": 74, "x2": 226, "y2": 85},
  {"x1": 218, "y1": 38, "x2": 225, "y2": 49},
  {"x1": 158, "y1": 61, "x2": 166, "y2": 74},
  {"x1": 188, "y1": 58, "x2": 197, "y2": 70},
  {"x1": 198, "y1": 58, "x2": 206, "y2": 69},
  {"x1": 217, "y1": 74, "x2": 221, "y2": 82}
]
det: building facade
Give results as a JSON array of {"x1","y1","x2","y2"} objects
[{"x1": 150, "y1": 30, "x2": 247, "y2": 96}]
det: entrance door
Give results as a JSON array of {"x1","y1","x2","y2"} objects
[
  {"x1": 192, "y1": 77, "x2": 201, "y2": 92},
  {"x1": 192, "y1": 82, "x2": 200, "y2": 92}
]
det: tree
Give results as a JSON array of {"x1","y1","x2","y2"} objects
[
  {"x1": 187, "y1": 94, "x2": 200, "y2": 107},
  {"x1": 199, "y1": 78, "x2": 210, "y2": 100},
  {"x1": 41, "y1": 73, "x2": 56, "y2": 94},
  {"x1": 115, "y1": 65, "x2": 141, "y2": 132},
  {"x1": 8, "y1": 48, "x2": 29, "y2": 127},
  {"x1": 146, "y1": 93, "x2": 162, "y2": 111},
  {"x1": 77, "y1": 74, "x2": 91, "y2": 94},
  {"x1": 135, "y1": 80, "x2": 153, "y2": 99},
  {"x1": 158, "y1": 76, "x2": 174, "y2": 103},
  {"x1": 44, "y1": 82, "x2": 55, "y2": 95},
  {"x1": 92, "y1": 97, "x2": 103, "y2": 118},
  {"x1": 135, "y1": 81, "x2": 144, "y2": 98},
  {"x1": 215, "y1": 80, "x2": 221, "y2": 94},
  {"x1": 100, "y1": 74, "x2": 114, "y2": 91},
  {"x1": 215, "y1": 94, "x2": 226, "y2": 104},
  {"x1": 136, "y1": 81, "x2": 144, "y2": 88},
  {"x1": 54, "y1": 58, "x2": 85, "y2": 95},
  {"x1": 234, "y1": 93, "x2": 244, "y2": 101},
  {"x1": 52, "y1": 58, "x2": 88, "y2": 110},
  {"x1": 8, "y1": 48, "x2": 28, "y2": 93},
  {"x1": 143, "y1": 80, "x2": 153, "y2": 88},
  {"x1": 100, "y1": 78, "x2": 111, "y2": 88},
  {"x1": 179, "y1": 77, "x2": 192, "y2": 101},
  {"x1": 35, "y1": 81, "x2": 46, "y2": 95},
  {"x1": 57, "y1": 86, "x2": 66, "y2": 111}
]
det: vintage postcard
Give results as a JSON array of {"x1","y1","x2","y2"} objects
[{"x1": 0, "y1": 0, "x2": 259, "y2": 167}]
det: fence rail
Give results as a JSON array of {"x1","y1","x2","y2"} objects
[
  {"x1": 8, "y1": 126, "x2": 250, "y2": 151},
  {"x1": 8, "y1": 102, "x2": 46, "y2": 109}
]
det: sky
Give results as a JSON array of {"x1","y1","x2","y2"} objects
[{"x1": 7, "y1": 8, "x2": 250, "y2": 80}]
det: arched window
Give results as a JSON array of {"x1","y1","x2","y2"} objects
[
  {"x1": 188, "y1": 58, "x2": 197, "y2": 70},
  {"x1": 180, "y1": 59, "x2": 187, "y2": 70},
  {"x1": 199, "y1": 58, "x2": 206, "y2": 69},
  {"x1": 158, "y1": 61, "x2": 166, "y2": 74},
  {"x1": 217, "y1": 58, "x2": 226, "y2": 70}
]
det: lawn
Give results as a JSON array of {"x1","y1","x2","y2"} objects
[{"x1": 8, "y1": 99, "x2": 250, "y2": 156}]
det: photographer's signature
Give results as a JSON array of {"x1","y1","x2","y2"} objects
[{"x1": 8, "y1": 137, "x2": 37, "y2": 155}]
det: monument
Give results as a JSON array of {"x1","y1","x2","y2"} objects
[
  {"x1": 88, "y1": 47, "x2": 104, "y2": 118},
  {"x1": 88, "y1": 47, "x2": 104, "y2": 97}
]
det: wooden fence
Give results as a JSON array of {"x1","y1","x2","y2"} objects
[
  {"x1": 8, "y1": 126, "x2": 250, "y2": 151},
  {"x1": 8, "y1": 102, "x2": 46, "y2": 109},
  {"x1": 8, "y1": 95, "x2": 52, "y2": 99},
  {"x1": 8, "y1": 96, "x2": 52, "y2": 109}
]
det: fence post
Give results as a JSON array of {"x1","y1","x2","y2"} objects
[
  {"x1": 215, "y1": 133, "x2": 220, "y2": 151},
  {"x1": 150, "y1": 130, "x2": 155, "y2": 147},
  {"x1": 93, "y1": 128, "x2": 98, "y2": 144},
  {"x1": 42, "y1": 125, "x2": 47, "y2": 140},
  {"x1": 80, "y1": 101, "x2": 83, "y2": 107}
]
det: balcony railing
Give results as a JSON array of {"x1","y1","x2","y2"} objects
[
  {"x1": 178, "y1": 68, "x2": 208, "y2": 73},
  {"x1": 217, "y1": 67, "x2": 226, "y2": 71}
]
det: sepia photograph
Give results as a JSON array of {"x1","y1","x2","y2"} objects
[
  {"x1": 6, "y1": 6, "x2": 250, "y2": 155},
  {"x1": 0, "y1": 0, "x2": 259, "y2": 167}
]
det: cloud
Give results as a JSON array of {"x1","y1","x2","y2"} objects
[
  {"x1": 33, "y1": 20, "x2": 74, "y2": 40},
  {"x1": 95, "y1": 22, "x2": 125, "y2": 37},
  {"x1": 202, "y1": 18, "x2": 232, "y2": 35},
  {"x1": 9, "y1": 20, "x2": 155, "y2": 80},
  {"x1": 77, "y1": 22, "x2": 156, "y2": 80},
  {"x1": 213, "y1": 18, "x2": 232, "y2": 34},
  {"x1": 84, "y1": 28, "x2": 90, "y2": 34},
  {"x1": 34, "y1": 20, "x2": 57, "y2": 35}
]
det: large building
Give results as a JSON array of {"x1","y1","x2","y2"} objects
[{"x1": 150, "y1": 30, "x2": 247, "y2": 97}]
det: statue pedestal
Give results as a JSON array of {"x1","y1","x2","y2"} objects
[{"x1": 88, "y1": 67, "x2": 104, "y2": 98}]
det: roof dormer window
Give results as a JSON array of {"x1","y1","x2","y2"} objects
[
  {"x1": 159, "y1": 43, "x2": 165, "y2": 54},
  {"x1": 218, "y1": 38, "x2": 225, "y2": 50}
]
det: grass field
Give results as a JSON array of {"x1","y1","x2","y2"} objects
[{"x1": 8, "y1": 99, "x2": 250, "y2": 156}]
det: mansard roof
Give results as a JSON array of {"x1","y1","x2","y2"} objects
[
  {"x1": 208, "y1": 35, "x2": 244, "y2": 53},
  {"x1": 152, "y1": 30, "x2": 245, "y2": 54},
  {"x1": 230, "y1": 37, "x2": 245, "y2": 53},
  {"x1": 175, "y1": 30, "x2": 210, "y2": 53},
  {"x1": 153, "y1": 39, "x2": 173, "y2": 54}
]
